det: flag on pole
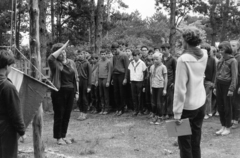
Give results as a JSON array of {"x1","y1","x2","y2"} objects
[{"x1": 8, "y1": 67, "x2": 56, "y2": 127}]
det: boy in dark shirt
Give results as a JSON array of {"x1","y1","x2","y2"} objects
[
  {"x1": 96, "y1": 50, "x2": 112, "y2": 114},
  {"x1": 76, "y1": 50, "x2": 92, "y2": 120},
  {"x1": 162, "y1": 43, "x2": 177, "y2": 119},
  {"x1": 112, "y1": 43, "x2": 129, "y2": 116}
]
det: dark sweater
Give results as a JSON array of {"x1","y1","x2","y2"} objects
[
  {"x1": 235, "y1": 53, "x2": 240, "y2": 88},
  {"x1": 97, "y1": 59, "x2": 112, "y2": 83},
  {"x1": 162, "y1": 55, "x2": 177, "y2": 85},
  {"x1": 76, "y1": 59, "x2": 92, "y2": 88},
  {"x1": 112, "y1": 52, "x2": 129, "y2": 79},
  {"x1": 215, "y1": 55, "x2": 238, "y2": 92},
  {"x1": 0, "y1": 75, "x2": 25, "y2": 136},
  {"x1": 204, "y1": 55, "x2": 216, "y2": 83}
]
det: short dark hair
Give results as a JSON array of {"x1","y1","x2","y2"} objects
[
  {"x1": 161, "y1": 43, "x2": 170, "y2": 49},
  {"x1": 201, "y1": 43, "x2": 211, "y2": 53},
  {"x1": 0, "y1": 49, "x2": 15, "y2": 69},
  {"x1": 148, "y1": 49, "x2": 154, "y2": 54},
  {"x1": 111, "y1": 42, "x2": 119, "y2": 49},
  {"x1": 132, "y1": 50, "x2": 141, "y2": 56},
  {"x1": 218, "y1": 41, "x2": 233, "y2": 54},
  {"x1": 51, "y1": 43, "x2": 64, "y2": 53},
  {"x1": 141, "y1": 46, "x2": 148, "y2": 51},
  {"x1": 100, "y1": 50, "x2": 106, "y2": 54}
]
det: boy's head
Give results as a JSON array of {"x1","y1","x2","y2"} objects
[
  {"x1": 141, "y1": 46, "x2": 148, "y2": 57},
  {"x1": 132, "y1": 50, "x2": 140, "y2": 62},
  {"x1": 146, "y1": 56, "x2": 153, "y2": 67},
  {"x1": 0, "y1": 49, "x2": 15, "y2": 76},
  {"x1": 52, "y1": 43, "x2": 66, "y2": 62},
  {"x1": 90, "y1": 54, "x2": 99, "y2": 64},
  {"x1": 111, "y1": 42, "x2": 120, "y2": 55},
  {"x1": 100, "y1": 50, "x2": 107, "y2": 60},
  {"x1": 126, "y1": 48, "x2": 132, "y2": 58},
  {"x1": 152, "y1": 53, "x2": 163, "y2": 65},
  {"x1": 161, "y1": 43, "x2": 170, "y2": 56},
  {"x1": 218, "y1": 41, "x2": 233, "y2": 57},
  {"x1": 154, "y1": 48, "x2": 160, "y2": 53},
  {"x1": 201, "y1": 43, "x2": 211, "y2": 55},
  {"x1": 148, "y1": 50, "x2": 154, "y2": 57},
  {"x1": 76, "y1": 50, "x2": 85, "y2": 60},
  {"x1": 230, "y1": 40, "x2": 240, "y2": 55}
]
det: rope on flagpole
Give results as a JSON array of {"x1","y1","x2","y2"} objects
[{"x1": 13, "y1": 47, "x2": 57, "y2": 90}]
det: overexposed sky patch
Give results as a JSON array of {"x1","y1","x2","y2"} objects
[{"x1": 121, "y1": 0, "x2": 156, "y2": 19}]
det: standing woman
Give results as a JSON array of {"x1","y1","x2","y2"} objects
[
  {"x1": 0, "y1": 50, "x2": 25, "y2": 158},
  {"x1": 48, "y1": 41, "x2": 79, "y2": 145},
  {"x1": 173, "y1": 27, "x2": 208, "y2": 158}
]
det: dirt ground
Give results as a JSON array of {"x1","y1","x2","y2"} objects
[{"x1": 18, "y1": 111, "x2": 240, "y2": 158}]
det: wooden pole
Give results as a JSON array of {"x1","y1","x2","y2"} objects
[{"x1": 29, "y1": 0, "x2": 44, "y2": 157}]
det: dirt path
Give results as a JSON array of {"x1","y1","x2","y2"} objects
[{"x1": 18, "y1": 112, "x2": 240, "y2": 158}]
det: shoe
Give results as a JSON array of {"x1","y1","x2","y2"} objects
[
  {"x1": 165, "y1": 115, "x2": 169, "y2": 120},
  {"x1": 221, "y1": 128, "x2": 230, "y2": 136},
  {"x1": 144, "y1": 110, "x2": 150, "y2": 115},
  {"x1": 99, "y1": 111, "x2": 104, "y2": 115},
  {"x1": 137, "y1": 112, "x2": 144, "y2": 116},
  {"x1": 63, "y1": 138, "x2": 72, "y2": 144},
  {"x1": 77, "y1": 112, "x2": 83, "y2": 120},
  {"x1": 117, "y1": 111, "x2": 123, "y2": 116},
  {"x1": 57, "y1": 139, "x2": 66, "y2": 145},
  {"x1": 215, "y1": 112, "x2": 219, "y2": 116},
  {"x1": 231, "y1": 121, "x2": 239, "y2": 129},
  {"x1": 155, "y1": 117, "x2": 163, "y2": 125},
  {"x1": 216, "y1": 127, "x2": 225, "y2": 135},
  {"x1": 204, "y1": 115, "x2": 209, "y2": 120},
  {"x1": 132, "y1": 111, "x2": 138, "y2": 116},
  {"x1": 150, "y1": 117, "x2": 157, "y2": 125},
  {"x1": 115, "y1": 111, "x2": 119, "y2": 116},
  {"x1": 103, "y1": 111, "x2": 109, "y2": 115}
]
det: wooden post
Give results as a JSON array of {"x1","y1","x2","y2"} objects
[
  {"x1": 169, "y1": 0, "x2": 176, "y2": 55},
  {"x1": 29, "y1": 0, "x2": 44, "y2": 158}
]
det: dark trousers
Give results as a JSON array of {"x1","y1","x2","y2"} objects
[
  {"x1": 0, "y1": 126, "x2": 18, "y2": 158},
  {"x1": 51, "y1": 87, "x2": 75, "y2": 139},
  {"x1": 232, "y1": 87, "x2": 240, "y2": 121},
  {"x1": 178, "y1": 105, "x2": 205, "y2": 158},
  {"x1": 131, "y1": 81, "x2": 143, "y2": 113},
  {"x1": 113, "y1": 74, "x2": 126, "y2": 112},
  {"x1": 91, "y1": 85, "x2": 100, "y2": 112},
  {"x1": 145, "y1": 80, "x2": 152, "y2": 112},
  {"x1": 216, "y1": 82, "x2": 232, "y2": 128},
  {"x1": 78, "y1": 78, "x2": 89, "y2": 113},
  {"x1": 126, "y1": 82, "x2": 133, "y2": 111},
  {"x1": 99, "y1": 78, "x2": 110, "y2": 112},
  {"x1": 163, "y1": 84, "x2": 174, "y2": 115},
  {"x1": 152, "y1": 88, "x2": 164, "y2": 117}
]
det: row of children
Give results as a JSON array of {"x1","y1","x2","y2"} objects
[{"x1": 75, "y1": 42, "x2": 177, "y2": 125}]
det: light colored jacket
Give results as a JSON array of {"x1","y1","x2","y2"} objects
[{"x1": 173, "y1": 49, "x2": 208, "y2": 119}]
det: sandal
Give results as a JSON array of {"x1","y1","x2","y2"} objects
[
  {"x1": 63, "y1": 138, "x2": 72, "y2": 144},
  {"x1": 57, "y1": 139, "x2": 66, "y2": 145}
]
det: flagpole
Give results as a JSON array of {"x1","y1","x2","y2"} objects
[{"x1": 29, "y1": 0, "x2": 44, "y2": 157}]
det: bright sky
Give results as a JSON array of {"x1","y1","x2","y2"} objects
[{"x1": 121, "y1": 0, "x2": 156, "y2": 19}]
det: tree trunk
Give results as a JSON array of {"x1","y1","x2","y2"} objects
[
  {"x1": 169, "y1": 0, "x2": 176, "y2": 54},
  {"x1": 90, "y1": 0, "x2": 96, "y2": 54},
  {"x1": 56, "y1": 0, "x2": 62, "y2": 42},
  {"x1": 209, "y1": 0, "x2": 218, "y2": 46},
  {"x1": 39, "y1": 0, "x2": 47, "y2": 70},
  {"x1": 51, "y1": 0, "x2": 54, "y2": 42},
  {"x1": 95, "y1": 0, "x2": 104, "y2": 54},
  {"x1": 29, "y1": 0, "x2": 44, "y2": 157},
  {"x1": 220, "y1": 0, "x2": 230, "y2": 42},
  {"x1": 15, "y1": 0, "x2": 21, "y2": 59}
]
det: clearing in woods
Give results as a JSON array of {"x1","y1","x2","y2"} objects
[{"x1": 18, "y1": 111, "x2": 240, "y2": 158}]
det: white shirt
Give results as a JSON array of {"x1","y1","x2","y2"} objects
[
  {"x1": 173, "y1": 49, "x2": 208, "y2": 119},
  {"x1": 128, "y1": 59, "x2": 147, "y2": 81}
]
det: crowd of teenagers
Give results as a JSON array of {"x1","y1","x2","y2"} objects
[
  {"x1": 47, "y1": 27, "x2": 240, "y2": 157},
  {"x1": 0, "y1": 27, "x2": 240, "y2": 158}
]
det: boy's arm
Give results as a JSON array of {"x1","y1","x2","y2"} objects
[
  {"x1": 87, "y1": 63, "x2": 92, "y2": 89},
  {"x1": 229, "y1": 59, "x2": 238, "y2": 92},
  {"x1": 123, "y1": 55, "x2": 129, "y2": 80},
  {"x1": 172, "y1": 58, "x2": 177, "y2": 84},
  {"x1": 163, "y1": 73, "x2": 168, "y2": 91},
  {"x1": 107, "y1": 61, "x2": 112, "y2": 83},
  {"x1": 212, "y1": 58, "x2": 217, "y2": 84}
]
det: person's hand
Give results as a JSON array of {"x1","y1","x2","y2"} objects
[
  {"x1": 95, "y1": 81, "x2": 98, "y2": 87},
  {"x1": 75, "y1": 93, "x2": 79, "y2": 100},
  {"x1": 111, "y1": 80, "x2": 114, "y2": 85},
  {"x1": 106, "y1": 82, "x2": 110, "y2": 87},
  {"x1": 123, "y1": 79, "x2": 127, "y2": 85},
  {"x1": 238, "y1": 88, "x2": 240, "y2": 95},
  {"x1": 170, "y1": 83, "x2": 174, "y2": 88},
  {"x1": 227, "y1": 91, "x2": 233, "y2": 96},
  {"x1": 143, "y1": 88, "x2": 145, "y2": 92},
  {"x1": 175, "y1": 119, "x2": 182, "y2": 125},
  {"x1": 87, "y1": 88, "x2": 91, "y2": 93},
  {"x1": 163, "y1": 89, "x2": 167, "y2": 96},
  {"x1": 213, "y1": 88, "x2": 216, "y2": 96},
  {"x1": 20, "y1": 134, "x2": 26, "y2": 143}
]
